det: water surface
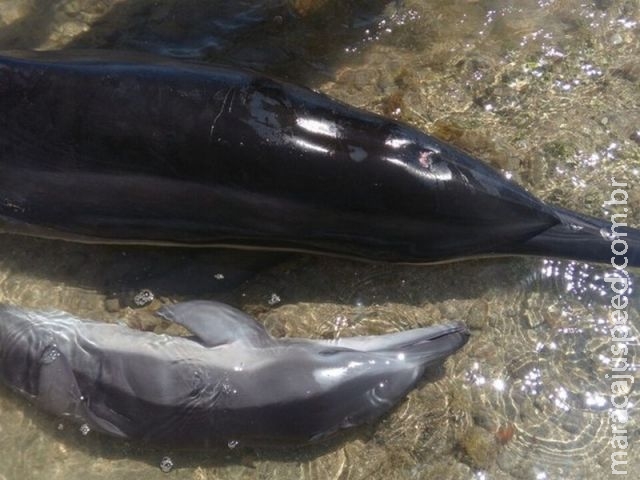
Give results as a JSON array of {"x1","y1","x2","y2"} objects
[{"x1": 0, "y1": 1, "x2": 638, "y2": 479}]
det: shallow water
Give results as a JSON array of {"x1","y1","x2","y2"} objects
[{"x1": 0, "y1": 0, "x2": 639, "y2": 479}]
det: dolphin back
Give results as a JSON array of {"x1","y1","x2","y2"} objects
[{"x1": 3, "y1": 50, "x2": 632, "y2": 265}]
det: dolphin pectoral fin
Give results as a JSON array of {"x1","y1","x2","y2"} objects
[
  {"x1": 155, "y1": 300, "x2": 273, "y2": 347},
  {"x1": 35, "y1": 353, "x2": 127, "y2": 438},
  {"x1": 36, "y1": 351, "x2": 83, "y2": 416}
]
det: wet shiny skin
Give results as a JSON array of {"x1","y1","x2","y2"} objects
[
  {"x1": 0, "y1": 301, "x2": 468, "y2": 445},
  {"x1": 1, "y1": 50, "x2": 637, "y2": 265}
]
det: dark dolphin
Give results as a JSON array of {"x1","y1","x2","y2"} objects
[
  {"x1": 0, "y1": 301, "x2": 468, "y2": 446},
  {"x1": 0, "y1": 50, "x2": 637, "y2": 265}
]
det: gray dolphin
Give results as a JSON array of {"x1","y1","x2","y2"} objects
[
  {"x1": 0, "y1": 50, "x2": 637, "y2": 266},
  {"x1": 0, "y1": 301, "x2": 469, "y2": 446}
]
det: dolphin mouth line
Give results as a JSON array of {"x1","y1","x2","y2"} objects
[{"x1": 0, "y1": 214, "x2": 528, "y2": 266}]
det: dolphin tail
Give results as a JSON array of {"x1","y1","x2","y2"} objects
[{"x1": 501, "y1": 205, "x2": 640, "y2": 267}]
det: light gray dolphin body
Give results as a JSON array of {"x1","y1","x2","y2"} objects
[{"x1": 0, "y1": 301, "x2": 468, "y2": 446}]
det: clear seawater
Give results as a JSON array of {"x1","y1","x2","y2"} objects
[{"x1": 0, "y1": 1, "x2": 638, "y2": 479}]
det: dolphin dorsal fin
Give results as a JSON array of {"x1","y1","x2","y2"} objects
[{"x1": 155, "y1": 300, "x2": 272, "y2": 347}]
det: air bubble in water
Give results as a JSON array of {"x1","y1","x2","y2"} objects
[
  {"x1": 268, "y1": 293, "x2": 281, "y2": 305},
  {"x1": 79, "y1": 424, "x2": 91, "y2": 436},
  {"x1": 134, "y1": 289, "x2": 155, "y2": 307},
  {"x1": 40, "y1": 345, "x2": 60, "y2": 365},
  {"x1": 228, "y1": 439, "x2": 239, "y2": 449},
  {"x1": 159, "y1": 456, "x2": 174, "y2": 473}
]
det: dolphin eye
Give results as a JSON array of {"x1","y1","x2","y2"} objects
[{"x1": 365, "y1": 379, "x2": 393, "y2": 407}]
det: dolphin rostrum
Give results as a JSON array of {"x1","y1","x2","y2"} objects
[
  {"x1": 0, "y1": 50, "x2": 637, "y2": 265},
  {"x1": 0, "y1": 301, "x2": 469, "y2": 446}
]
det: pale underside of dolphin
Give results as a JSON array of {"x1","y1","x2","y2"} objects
[
  {"x1": 0, "y1": 50, "x2": 636, "y2": 266},
  {"x1": 0, "y1": 301, "x2": 469, "y2": 446}
]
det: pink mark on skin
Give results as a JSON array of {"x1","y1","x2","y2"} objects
[{"x1": 418, "y1": 150, "x2": 434, "y2": 169}]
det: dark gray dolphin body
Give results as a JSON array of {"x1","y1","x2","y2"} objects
[
  {"x1": 0, "y1": 301, "x2": 468, "y2": 446},
  {"x1": 0, "y1": 50, "x2": 637, "y2": 265}
]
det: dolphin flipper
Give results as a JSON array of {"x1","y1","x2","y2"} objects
[
  {"x1": 36, "y1": 350, "x2": 83, "y2": 415},
  {"x1": 36, "y1": 348, "x2": 130, "y2": 438},
  {"x1": 155, "y1": 300, "x2": 273, "y2": 347}
]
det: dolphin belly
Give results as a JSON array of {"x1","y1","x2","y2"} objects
[
  {"x1": 0, "y1": 301, "x2": 469, "y2": 446},
  {"x1": 0, "y1": 50, "x2": 637, "y2": 265}
]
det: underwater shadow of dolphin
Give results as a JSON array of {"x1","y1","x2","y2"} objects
[
  {"x1": 0, "y1": 301, "x2": 469, "y2": 447},
  {"x1": 0, "y1": 50, "x2": 637, "y2": 266}
]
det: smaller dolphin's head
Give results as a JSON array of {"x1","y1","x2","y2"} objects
[
  {"x1": 270, "y1": 322, "x2": 470, "y2": 443},
  {"x1": 307, "y1": 353, "x2": 427, "y2": 435}
]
